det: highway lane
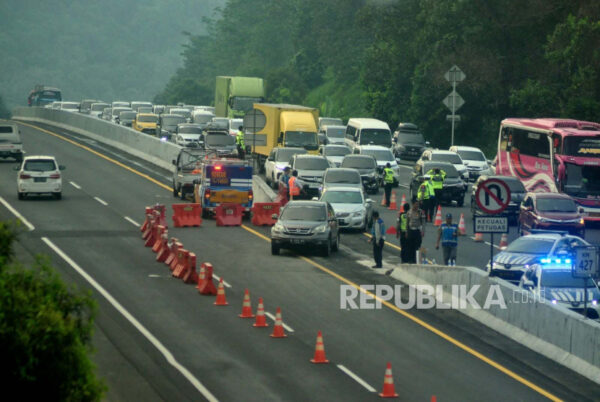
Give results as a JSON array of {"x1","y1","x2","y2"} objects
[{"x1": 2, "y1": 121, "x2": 600, "y2": 401}]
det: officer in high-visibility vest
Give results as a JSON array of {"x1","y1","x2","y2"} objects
[
  {"x1": 436, "y1": 213, "x2": 459, "y2": 266},
  {"x1": 383, "y1": 162, "x2": 395, "y2": 207},
  {"x1": 417, "y1": 175, "x2": 431, "y2": 221},
  {"x1": 426, "y1": 167, "x2": 446, "y2": 210},
  {"x1": 396, "y1": 202, "x2": 410, "y2": 263},
  {"x1": 288, "y1": 170, "x2": 303, "y2": 200},
  {"x1": 236, "y1": 126, "x2": 245, "y2": 159}
]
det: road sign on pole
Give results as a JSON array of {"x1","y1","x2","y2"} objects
[
  {"x1": 475, "y1": 178, "x2": 511, "y2": 215},
  {"x1": 572, "y1": 246, "x2": 598, "y2": 279},
  {"x1": 444, "y1": 65, "x2": 466, "y2": 147},
  {"x1": 473, "y1": 216, "x2": 509, "y2": 233}
]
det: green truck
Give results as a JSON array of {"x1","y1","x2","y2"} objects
[{"x1": 214, "y1": 76, "x2": 265, "y2": 118}]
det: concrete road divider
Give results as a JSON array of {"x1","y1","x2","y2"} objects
[
  {"x1": 251, "y1": 203, "x2": 280, "y2": 226},
  {"x1": 215, "y1": 203, "x2": 243, "y2": 226},
  {"x1": 197, "y1": 262, "x2": 217, "y2": 295},
  {"x1": 388, "y1": 264, "x2": 600, "y2": 384},
  {"x1": 172, "y1": 203, "x2": 202, "y2": 227}
]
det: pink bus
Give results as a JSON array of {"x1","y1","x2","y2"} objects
[{"x1": 497, "y1": 118, "x2": 600, "y2": 222}]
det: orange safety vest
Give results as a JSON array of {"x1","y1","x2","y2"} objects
[{"x1": 289, "y1": 177, "x2": 300, "y2": 196}]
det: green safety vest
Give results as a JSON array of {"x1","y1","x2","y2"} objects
[
  {"x1": 418, "y1": 183, "x2": 429, "y2": 200},
  {"x1": 426, "y1": 169, "x2": 445, "y2": 190},
  {"x1": 398, "y1": 213, "x2": 407, "y2": 231},
  {"x1": 427, "y1": 180, "x2": 435, "y2": 197},
  {"x1": 384, "y1": 167, "x2": 395, "y2": 184},
  {"x1": 236, "y1": 131, "x2": 245, "y2": 147}
]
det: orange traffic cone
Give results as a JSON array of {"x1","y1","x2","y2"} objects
[
  {"x1": 474, "y1": 232, "x2": 484, "y2": 242},
  {"x1": 214, "y1": 278, "x2": 228, "y2": 306},
  {"x1": 253, "y1": 297, "x2": 269, "y2": 327},
  {"x1": 499, "y1": 233, "x2": 508, "y2": 249},
  {"x1": 381, "y1": 195, "x2": 386, "y2": 207},
  {"x1": 400, "y1": 193, "x2": 406, "y2": 206},
  {"x1": 310, "y1": 330, "x2": 329, "y2": 364},
  {"x1": 270, "y1": 307, "x2": 287, "y2": 338},
  {"x1": 458, "y1": 213, "x2": 466, "y2": 235},
  {"x1": 434, "y1": 205, "x2": 443, "y2": 226},
  {"x1": 388, "y1": 191, "x2": 398, "y2": 210},
  {"x1": 379, "y1": 362, "x2": 399, "y2": 398},
  {"x1": 239, "y1": 289, "x2": 255, "y2": 318}
]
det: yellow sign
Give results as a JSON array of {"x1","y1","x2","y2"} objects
[{"x1": 210, "y1": 190, "x2": 248, "y2": 204}]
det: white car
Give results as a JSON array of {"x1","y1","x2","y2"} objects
[
  {"x1": 59, "y1": 101, "x2": 80, "y2": 112},
  {"x1": 16, "y1": 155, "x2": 65, "y2": 200},
  {"x1": 449, "y1": 145, "x2": 494, "y2": 182},
  {"x1": 264, "y1": 147, "x2": 307, "y2": 189},
  {"x1": 319, "y1": 144, "x2": 352, "y2": 167},
  {"x1": 356, "y1": 145, "x2": 400, "y2": 185},
  {"x1": 418, "y1": 149, "x2": 469, "y2": 181},
  {"x1": 319, "y1": 186, "x2": 373, "y2": 231}
]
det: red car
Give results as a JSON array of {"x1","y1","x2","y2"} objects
[{"x1": 518, "y1": 193, "x2": 585, "y2": 237}]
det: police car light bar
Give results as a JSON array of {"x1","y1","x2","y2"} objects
[{"x1": 529, "y1": 229, "x2": 569, "y2": 236}]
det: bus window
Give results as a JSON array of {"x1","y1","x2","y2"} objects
[{"x1": 511, "y1": 128, "x2": 550, "y2": 159}]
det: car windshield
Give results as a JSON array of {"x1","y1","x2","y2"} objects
[
  {"x1": 193, "y1": 114, "x2": 214, "y2": 124},
  {"x1": 342, "y1": 157, "x2": 375, "y2": 169},
  {"x1": 541, "y1": 270, "x2": 587, "y2": 288},
  {"x1": 324, "y1": 147, "x2": 351, "y2": 157},
  {"x1": 431, "y1": 153, "x2": 462, "y2": 164},
  {"x1": 40, "y1": 91, "x2": 60, "y2": 100},
  {"x1": 499, "y1": 178, "x2": 526, "y2": 192},
  {"x1": 61, "y1": 103, "x2": 78, "y2": 110},
  {"x1": 180, "y1": 152, "x2": 205, "y2": 169},
  {"x1": 326, "y1": 127, "x2": 345, "y2": 138},
  {"x1": 285, "y1": 131, "x2": 318, "y2": 147},
  {"x1": 162, "y1": 116, "x2": 187, "y2": 126},
  {"x1": 563, "y1": 163, "x2": 600, "y2": 197},
  {"x1": 321, "y1": 191, "x2": 363, "y2": 204},
  {"x1": 536, "y1": 198, "x2": 577, "y2": 212},
  {"x1": 457, "y1": 150, "x2": 486, "y2": 161},
  {"x1": 321, "y1": 118, "x2": 343, "y2": 127},
  {"x1": 563, "y1": 136, "x2": 600, "y2": 157},
  {"x1": 281, "y1": 205, "x2": 326, "y2": 221},
  {"x1": 504, "y1": 237, "x2": 555, "y2": 254},
  {"x1": 120, "y1": 112, "x2": 136, "y2": 119},
  {"x1": 171, "y1": 110, "x2": 191, "y2": 119},
  {"x1": 295, "y1": 158, "x2": 329, "y2": 170},
  {"x1": 397, "y1": 133, "x2": 424, "y2": 144},
  {"x1": 211, "y1": 119, "x2": 229, "y2": 129},
  {"x1": 425, "y1": 163, "x2": 458, "y2": 178},
  {"x1": 325, "y1": 170, "x2": 361, "y2": 184},
  {"x1": 179, "y1": 134, "x2": 202, "y2": 141},
  {"x1": 112, "y1": 107, "x2": 131, "y2": 116},
  {"x1": 362, "y1": 149, "x2": 394, "y2": 161},
  {"x1": 91, "y1": 103, "x2": 109, "y2": 111},
  {"x1": 24, "y1": 159, "x2": 56, "y2": 171},
  {"x1": 178, "y1": 126, "x2": 203, "y2": 134},
  {"x1": 206, "y1": 134, "x2": 235, "y2": 146},
  {"x1": 276, "y1": 149, "x2": 306, "y2": 162},
  {"x1": 359, "y1": 129, "x2": 392, "y2": 147},
  {"x1": 232, "y1": 97, "x2": 263, "y2": 112},
  {"x1": 138, "y1": 115, "x2": 158, "y2": 123}
]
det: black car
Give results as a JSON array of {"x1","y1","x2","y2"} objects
[
  {"x1": 410, "y1": 161, "x2": 466, "y2": 206},
  {"x1": 471, "y1": 175, "x2": 527, "y2": 224},
  {"x1": 392, "y1": 123, "x2": 429, "y2": 161},
  {"x1": 340, "y1": 154, "x2": 380, "y2": 194}
]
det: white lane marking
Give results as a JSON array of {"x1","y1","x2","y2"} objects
[
  {"x1": 470, "y1": 236, "x2": 500, "y2": 250},
  {"x1": 69, "y1": 181, "x2": 82, "y2": 189},
  {"x1": 264, "y1": 311, "x2": 295, "y2": 333},
  {"x1": 0, "y1": 196, "x2": 35, "y2": 231},
  {"x1": 41, "y1": 237, "x2": 218, "y2": 402},
  {"x1": 124, "y1": 216, "x2": 141, "y2": 227},
  {"x1": 336, "y1": 364, "x2": 377, "y2": 392},
  {"x1": 93, "y1": 196, "x2": 108, "y2": 206},
  {"x1": 211, "y1": 274, "x2": 231, "y2": 288}
]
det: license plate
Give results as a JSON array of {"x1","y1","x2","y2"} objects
[
  {"x1": 291, "y1": 239, "x2": 305, "y2": 244},
  {"x1": 226, "y1": 209, "x2": 233, "y2": 215},
  {"x1": 34, "y1": 177, "x2": 46, "y2": 183}
]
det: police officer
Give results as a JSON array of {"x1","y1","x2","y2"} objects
[
  {"x1": 396, "y1": 202, "x2": 410, "y2": 263},
  {"x1": 405, "y1": 201, "x2": 425, "y2": 263},
  {"x1": 288, "y1": 170, "x2": 303, "y2": 200},
  {"x1": 383, "y1": 162, "x2": 395, "y2": 207},
  {"x1": 417, "y1": 175, "x2": 434, "y2": 222},
  {"x1": 426, "y1": 167, "x2": 445, "y2": 210},
  {"x1": 279, "y1": 166, "x2": 291, "y2": 200},
  {"x1": 236, "y1": 126, "x2": 245, "y2": 159},
  {"x1": 370, "y1": 210, "x2": 386, "y2": 268},
  {"x1": 436, "y1": 213, "x2": 459, "y2": 266}
]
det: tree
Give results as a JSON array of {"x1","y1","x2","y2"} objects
[{"x1": 0, "y1": 220, "x2": 105, "y2": 401}]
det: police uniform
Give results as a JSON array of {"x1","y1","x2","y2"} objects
[
  {"x1": 236, "y1": 129, "x2": 245, "y2": 158},
  {"x1": 396, "y1": 205, "x2": 409, "y2": 263},
  {"x1": 383, "y1": 166, "x2": 395, "y2": 206},
  {"x1": 437, "y1": 216, "x2": 458, "y2": 265}
]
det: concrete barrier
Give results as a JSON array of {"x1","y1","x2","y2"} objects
[{"x1": 389, "y1": 264, "x2": 600, "y2": 384}]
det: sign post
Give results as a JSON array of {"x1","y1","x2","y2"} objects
[
  {"x1": 474, "y1": 178, "x2": 512, "y2": 263},
  {"x1": 444, "y1": 65, "x2": 466, "y2": 146},
  {"x1": 572, "y1": 245, "x2": 599, "y2": 318}
]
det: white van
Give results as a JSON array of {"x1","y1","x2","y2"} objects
[
  {"x1": 344, "y1": 118, "x2": 392, "y2": 152},
  {"x1": 0, "y1": 123, "x2": 24, "y2": 162}
]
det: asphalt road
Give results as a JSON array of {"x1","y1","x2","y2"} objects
[{"x1": 1, "y1": 120, "x2": 600, "y2": 401}]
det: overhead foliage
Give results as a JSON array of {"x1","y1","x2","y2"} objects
[{"x1": 159, "y1": 0, "x2": 600, "y2": 156}]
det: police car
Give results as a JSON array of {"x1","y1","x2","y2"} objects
[
  {"x1": 486, "y1": 231, "x2": 589, "y2": 283},
  {"x1": 519, "y1": 260, "x2": 600, "y2": 319}
]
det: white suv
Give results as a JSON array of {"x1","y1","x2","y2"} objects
[
  {"x1": 0, "y1": 123, "x2": 23, "y2": 162},
  {"x1": 16, "y1": 155, "x2": 65, "y2": 200}
]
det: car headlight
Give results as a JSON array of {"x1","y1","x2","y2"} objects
[
  {"x1": 492, "y1": 262, "x2": 501, "y2": 269},
  {"x1": 272, "y1": 223, "x2": 284, "y2": 233},
  {"x1": 352, "y1": 211, "x2": 364, "y2": 217},
  {"x1": 314, "y1": 224, "x2": 328, "y2": 233}
]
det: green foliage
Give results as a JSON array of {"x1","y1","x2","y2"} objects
[
  {"x1": 158, "y1": 1, "x2": 600, "y2": 157},
  {"x1": 0, "y1": 222, "x2": 105, "y2": 400}
]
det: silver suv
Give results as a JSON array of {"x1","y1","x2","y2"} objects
[
  {"x1": 0, "y1": 123, "x2": 23, "y2": 162},
  {"x1": 271, "y1": 200, "x2": 340, "y2": 256}
]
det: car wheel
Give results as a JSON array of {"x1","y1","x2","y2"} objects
[
  {"x1": 18, "y1": 192, "x2": 24, "y2": 200},
  {"x1": 53, "y1": 192, "x2": 62, "y2": 200},
  {"x1": 322, "y1": 238, "x2": 331, "y2": 257},
  {"x1": 271, "y1": 242, "x2": 280, "y2": 255},
  {"x1": 332, "y1": 233, "x2": 340, "y2": 252},
  {"x1": 180, "y1": 187, "x2": 186, "y2": 200}
]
